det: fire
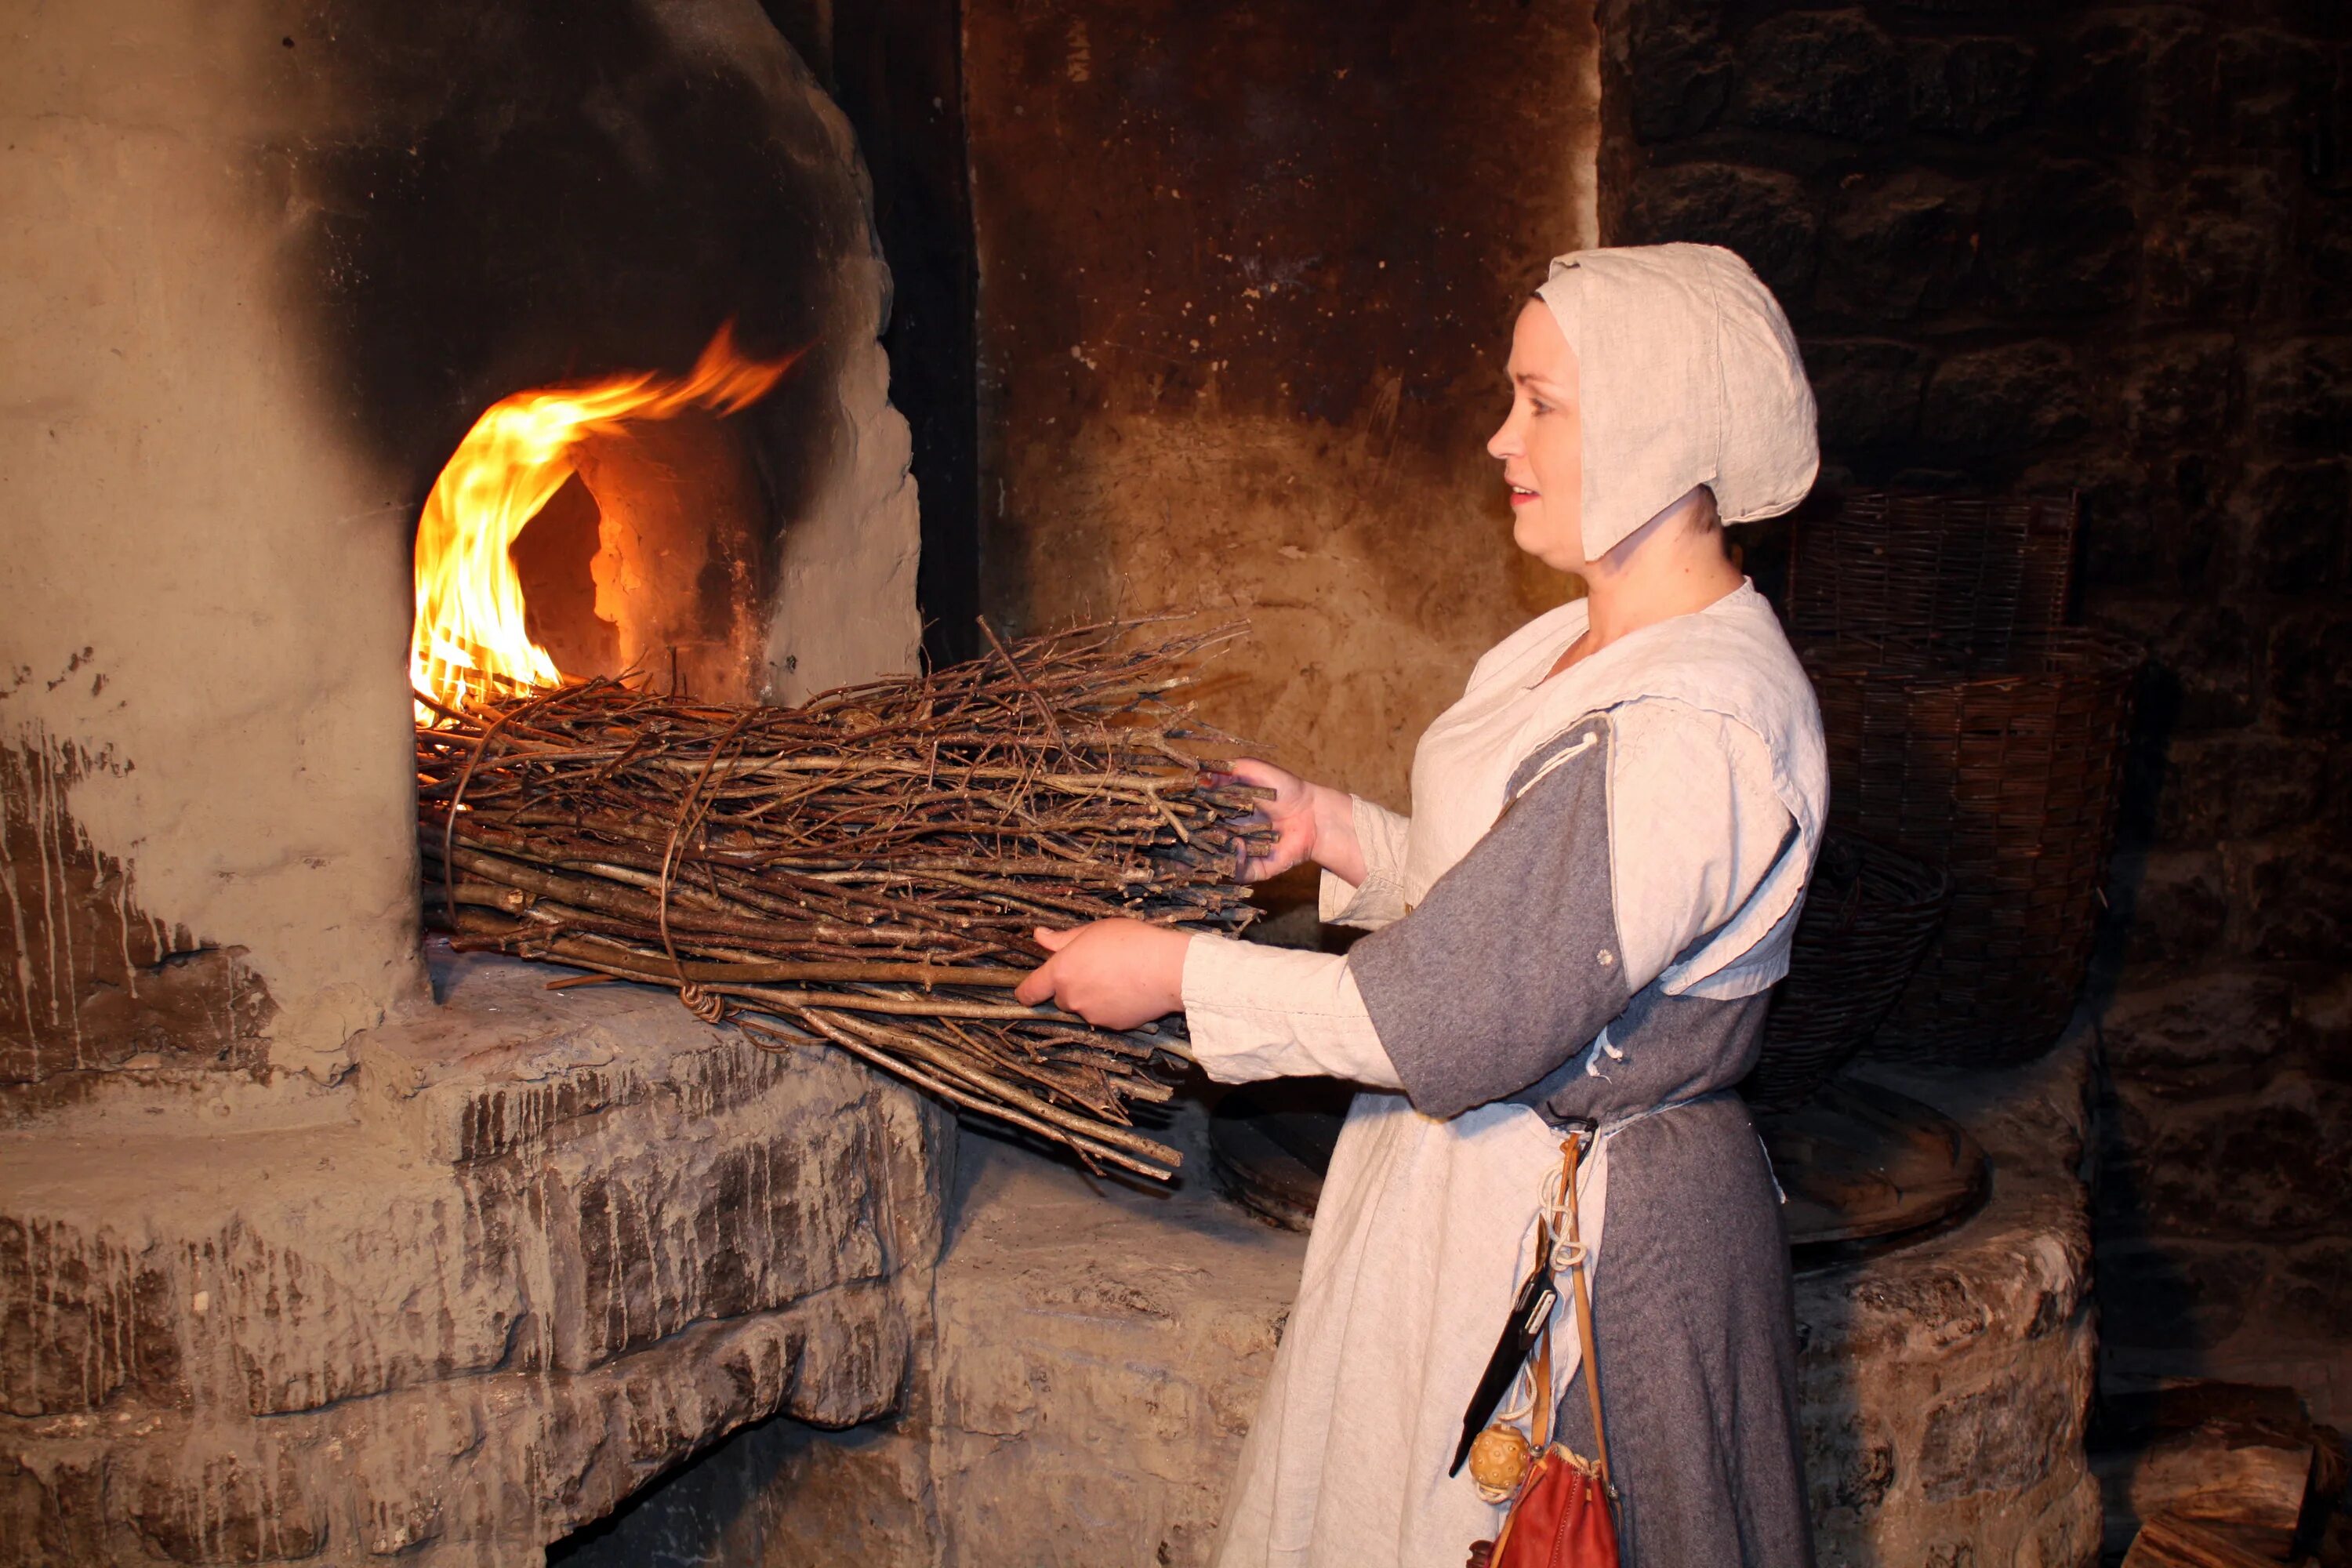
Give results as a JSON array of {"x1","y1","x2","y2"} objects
[{"x1": 408, "y1": 324, "x2": 796, "y2": 718}]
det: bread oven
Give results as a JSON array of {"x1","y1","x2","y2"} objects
[{"x1": 1, "y1": 2, "x2": 938, "y2": 1561}]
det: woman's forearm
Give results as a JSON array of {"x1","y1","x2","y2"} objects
[{"x1": 1307, "y1": 783, "x2": 1369, "y2": 887}]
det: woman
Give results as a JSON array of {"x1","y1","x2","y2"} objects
[{"x1": 1018, "y1": 242, "x2": 1826, "y2": 1567}]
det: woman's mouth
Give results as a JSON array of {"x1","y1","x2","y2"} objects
[{"x1": 1508, "y1": 485, "x2": 1539, "y2": 508}]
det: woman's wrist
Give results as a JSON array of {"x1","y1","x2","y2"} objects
[{"x1": 1307, "y1": 784, "x2": 1369, "y2": 887}]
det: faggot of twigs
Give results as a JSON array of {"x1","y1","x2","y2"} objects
[{"x1": 416, "y1": 617, "x2": 1268, "y2": 1180}]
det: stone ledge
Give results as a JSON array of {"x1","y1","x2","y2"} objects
[
  {"x1": 576, "y1": 1034, "x2": 2103, "y2": 1567},
  {"x1": 4, "y1": 1283, "x2": 905, "y2": 1566},
  {"x1": 0, "y1": 950, "x2": 954, "y2": 1566}
]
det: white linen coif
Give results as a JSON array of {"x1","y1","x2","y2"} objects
[{"x1": 1535, "y1": 242, "x2": 1819, "y2": 561}]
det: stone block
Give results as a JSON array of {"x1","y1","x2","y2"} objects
[
  {"x1": 2230, "y1": 839, "x2": 2352, "y2": 963},
  {"x1": 2092, "y1": 1240, "x2": 2270, "y2": 1351},
  {"x1": 1922, "y1": 340, "x2": 2087, "y2": 453},
  {"x1": 1917, "y1": 1377, "x2": 2086, "y2": 1501},
  {"x1": 2104, "y1": 1074, "x2": 2352, "y2": 1240},
  {"x1": 2243, "y1": 460, "x2": 2349, "y2": 595},
  {"x1": 1802, "y1": 338, "x2": 1929, "y2": 451},
  {"x1": 1983, "y1": 159, "x2": 2141, "y2": 315},
  {"x1": 2303, "y1": 198, "x2": 2352, "y2": 320},
  {"x1": 2270, "y1": 1238, "x2": 2352, "y2": 1342},
  {"x1": 2150, "y1": 731, "x2": 2328, "y2": 844},
  {"x1": 1623, "y1": 162, "x2": 1819, "y2": 302},
  {"x1": 2250, "y1": 337, "x2": 2352, "y2": 453},
  {"x1": 2147, "y1": 169, "x2": 2289, "y2": 320},
  {"x1": 1617, "y1": 7, "x2": 1730, "y2": 143},
  {"x1": 1729, "y1": 9, "x2": 1907, "y2": 142},
  {"x1": 550, "y1": 1098, "x2": 891, "y2": 1372},
  {"x1": 2265, "y1": 608, "x2": 2352, "y2": 737},
  {"x1": 0, "y1": 1448, "x2": 107, "y2": 1564},
  {"x1": 2100, "y1": 968, "x2": 2295, "y2": 1080},
  {"x1": 1819, "y1": 170, "x2": 1982, "y2": 323},
  {"x1": 2089, "y1": 597, "x2": 2256, "y2": 731},
  {"x1": 2110, "y1": 848, "x2": 2229, "y2": 967},
  {"x1": 119, "y1": 1441, "x2": 326, "y2": 1565},
  {"x1": 2048, "y1": 11, "x2": 2216, "y2": 160},
  {"x1": 2288, "y1": 970, "x2": 2352, "y2": 1080},
  {"x1": 1906, "y1": 36, "x2": 2038, "y2": 138},
  {"x1": 2214, "y1": 29, "x2": 2332, "y2": 150},
  {"x1": 2024, "y1": 450, "x2": 2158, "y2": 592},
  {"x1": 2123, "y1": 334, "x2": 2237, "y2": 449}
]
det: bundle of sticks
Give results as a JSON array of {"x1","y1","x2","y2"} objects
[{"x1": 416, "y1": 619, "x2": 1266, "y2": 1180}]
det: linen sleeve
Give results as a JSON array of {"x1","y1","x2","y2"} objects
[
  {"x1": 1347, "y1": 702, "x2": 1794, "y2": 1121},
  {"x1": 1179, "y1": 935, "x2": 1406, "y2": 1089},
  {"x1": 1316, "y1": 796, "x2": 1414, "y2": 929}
]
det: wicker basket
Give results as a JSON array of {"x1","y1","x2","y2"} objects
[
  {"x1": 1803, "y1": 630, "x2": 2142, "y2": 1067},
  {"x1": 1788, "y1": 491, "x2": 2077, "y2": 653},
  {"x1": 1744, "y1": 830, "x2": 1950, "y2": 1112}
]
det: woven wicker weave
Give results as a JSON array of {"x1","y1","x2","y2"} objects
[
  {"x1": 1787, "y1": 491, "x2": 2077, "y2": 653},
  {"x1": 1802, "y1": 631, "x2": 2142, "y2": 1067},
  {"x1": 1744, "y1": 830, "x2": 1949, "y2": 1112}
]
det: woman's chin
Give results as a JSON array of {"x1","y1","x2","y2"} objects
[{"x1": 1511, "y1": 516, "x2": 1584, "y2": 576}]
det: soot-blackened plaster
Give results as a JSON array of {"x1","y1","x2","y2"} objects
[{"x1": 970, "y1": 0, "x2": 1602, "y2": 807}]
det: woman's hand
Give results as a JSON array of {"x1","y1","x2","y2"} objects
[
  {"x1": 1214, "y1": 758, "x2": 1366, "y2": 886},
  {"x1": 1013, "y1": 920, "x2": 1190, "y2": 1029}
]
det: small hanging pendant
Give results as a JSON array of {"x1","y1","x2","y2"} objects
[{"x1": 1468, "y1": 1423, "x2": 1534, "y2": 1501}]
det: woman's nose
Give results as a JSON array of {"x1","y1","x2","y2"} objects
[{"x1": 1486, "y1": 415, "x2": 1517, "y2": 460}]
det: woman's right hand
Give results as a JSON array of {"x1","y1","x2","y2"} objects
[{"x1": 1214, "y1": 758, "x2": 1365, "y2": 886}]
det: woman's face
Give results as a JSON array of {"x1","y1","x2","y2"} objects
[{"x1": 1487, "y1": 299, "x2": 1585, "y2": 574}]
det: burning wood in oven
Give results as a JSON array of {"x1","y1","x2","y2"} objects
[{"x1": 416, "y1": 619, "x2": 1268, "y2": 1180}]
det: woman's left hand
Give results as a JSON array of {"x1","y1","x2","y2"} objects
[{"x1": 1013, "y1": 920, "x2": 1189, "y2": 1029}]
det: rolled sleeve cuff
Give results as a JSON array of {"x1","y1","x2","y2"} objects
[
  {"x1": 1180, "y1": 934, "x2": 1406, "y2": 1089},
  {"x1": 1317, "y1": 797, "x2": 1413, "y2": 928}
]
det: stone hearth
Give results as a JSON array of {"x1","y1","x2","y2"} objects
[
  {"x1": 0, "y1": 949, "x2": 953, "y2": 1566},
  {"x1": 563, "y1": 1032, "x2": 2099, "y2": 1567}
]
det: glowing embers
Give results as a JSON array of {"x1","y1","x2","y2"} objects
[{"x1": 408, "y1": 325, "x2": 795, "y2": 719}]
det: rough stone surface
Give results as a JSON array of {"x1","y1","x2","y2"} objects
[
  {"x1": 558, "y1": 1041, "x2": 2102, "y2": 1567},
  {"x1": 1922, "y1": 340, "x2": 2090, "y2": 452},
  {"x1": 0, "y1": 951, "x2": 953, "y2": 1565},
  {"x1": 1729, "y1": 10, "x2": 1908, "y2": 143},
  {"x1": 2265, "y1": 608, "x2": 2352, "y2": 737},
  {"x1": 1905, "y1": 36, "x2": 2038, "y2": 139},
  {"x1": 1818, "y1": 171, "x2": 1983, "y2": 325},
  {"x1": 1630, "y1": 0, "x2": 2352, "y2": 1486},
  {"x1": 1626, "y1": 161, "x2": 1820, "y2": 300},
  {"x1": 1803, "y1": 338, "x2": 1933, "y2": 452}
]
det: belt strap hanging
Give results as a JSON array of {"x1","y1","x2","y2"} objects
[{"x1": 1535, "y1": 1128, "x2": 1612, "y2": 1492}]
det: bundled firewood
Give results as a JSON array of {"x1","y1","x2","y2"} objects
[{"x1": 416, "y1": 619, "x2": 1266, "y2": 1181}]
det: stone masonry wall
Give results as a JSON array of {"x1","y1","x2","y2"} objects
[{"x1": 1598, "y1": 0, "x2": 2351, "y2": 1421}]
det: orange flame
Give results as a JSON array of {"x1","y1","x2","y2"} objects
[{"x1": 409, "y1": 324, "x2": 796, "y2": 718}]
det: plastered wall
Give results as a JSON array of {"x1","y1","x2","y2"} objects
[
  {"x1": 0, "y1": 0, "x2": 924, "y2": 1092},
  {"x1": 1, "y1": 0, "x2": 425, "y2": 1086},
  {"x1": 969, "y1": 0, "x2": 1602, "y2": 808}
]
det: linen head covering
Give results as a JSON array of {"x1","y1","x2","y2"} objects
[{"x1": 1535, "y1": 242, "x2": 1818, "y2": 561}]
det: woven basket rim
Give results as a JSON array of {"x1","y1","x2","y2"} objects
[{"x1": 1798, "y1": 627, "x2": 2143, "y2": 686}]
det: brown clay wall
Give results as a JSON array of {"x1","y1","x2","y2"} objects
[
  {"x1": 968, "y1": 0, "x2": 1602, "y2": 808},
  {"x1": 1599, "y1": 0, "x2": 2352, "y2": 1420}
]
